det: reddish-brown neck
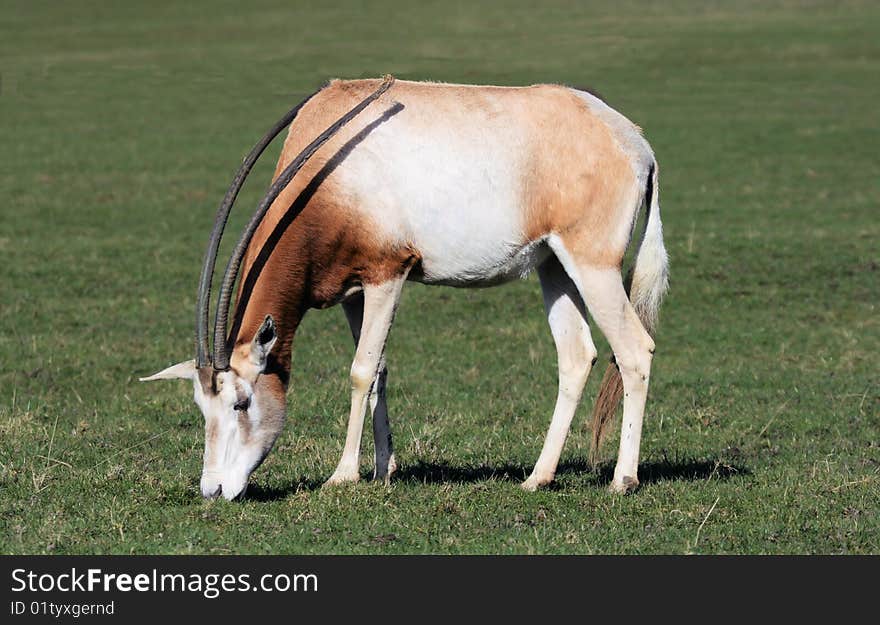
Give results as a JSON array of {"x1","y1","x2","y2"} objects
[{"x1": 231, "y1": 255, "x2": 311, "y2": 391}]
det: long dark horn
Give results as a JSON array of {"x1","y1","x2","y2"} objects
[
  {"x1": 195, "y1": 89, "x2": 320, "y2": 368},
  {"x1": 211, "y1": 75, "x2": 395, "y2": 370}
]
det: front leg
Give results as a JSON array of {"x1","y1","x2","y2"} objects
[
  {"x1": 342, "y1": 295, "x2": 397, "y2": 482},
  {"x1": 326, "y1": 274, "x2": 407, "y2": 486}
]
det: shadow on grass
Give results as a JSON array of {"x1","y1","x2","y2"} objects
[
  {"x1": 395, "y1": 456, "x2": 749, "y2": 487},
  {"x1": 245, "y1": 478, "x2": 324, "y2": 502},
  {"x1": 240, "y1": 457, "x2": 749, "y2": 501},
  {"x1": 395, "y1": 461, "x2": 531, "y2": 485},
  {"x1": 595, "y1": 457, "x2": 749, "y2": 485}
]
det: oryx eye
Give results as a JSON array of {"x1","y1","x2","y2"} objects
[{"x1": 233, "y1": 397, "x2": 251, "y2": 412}]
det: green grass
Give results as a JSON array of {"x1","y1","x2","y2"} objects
[{"x1": 1, "y1": 0, "x2": 878, "y2": 554}]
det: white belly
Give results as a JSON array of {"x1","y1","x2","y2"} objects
[{"x1": 412, "y1": 237, "x2": 551, "y2": 287}]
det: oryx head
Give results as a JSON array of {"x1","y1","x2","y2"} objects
[{"x1": 141, "y1": 316, "x2": 285, "y2": 501}]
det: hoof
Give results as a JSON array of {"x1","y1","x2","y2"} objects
[
  {"x1": 387, "y1": 454, "x2": 398, "y2": 478},
  {"x1": 372, "y1": 454, "x2": 398, "y2": 484},
  {"x1": 608, "y1": 475, "x2": 639, "y2": 494},
  {"x1": 323, "y1": 470, "x2": 360, "y2": 488},
  {"x1": 522, "y1": 473, "x2": 553, "y2": 492}
]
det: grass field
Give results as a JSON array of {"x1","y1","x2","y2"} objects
[{"x1": 1, "y1": 0, "x2": 878, "y2": 554}]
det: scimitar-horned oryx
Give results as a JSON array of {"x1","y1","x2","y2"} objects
[{"x1": 141, "y1": 76, "x2": 669, "y2": 500}]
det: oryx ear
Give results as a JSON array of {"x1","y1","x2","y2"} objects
[
  {"x1": 139, "y1": 359, "x2": 197, "y2": 382},
  {"x1": 249, "y1": 315, "x2": 277, "y2": 371}
]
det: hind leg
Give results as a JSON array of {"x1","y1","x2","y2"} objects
[
  {"x1": 523, "y1": 255, "x2": 598, "y2": 491},
  {"x1": 342, "y1": 293, "x2": 397, "y2": 482},
  {"x1": 549, "y1": 242, "x2": 655, "y2": 493}
]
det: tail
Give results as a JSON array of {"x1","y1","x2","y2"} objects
[{"x1": 590, "y1": 161, "x2": 669, "y2": 461}]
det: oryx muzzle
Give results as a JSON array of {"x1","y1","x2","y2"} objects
[{"x1": 195, "y1": 75, "x2": 395, "y2": 371}]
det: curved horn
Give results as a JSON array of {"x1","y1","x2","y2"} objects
[
  {"x1": 211, "y1": 75, "x2": 395, "y2": 370},
  {"x1": 195, "y1": 89, "x2": 321, "y2": 368}
]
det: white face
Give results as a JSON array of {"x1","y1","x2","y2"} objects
[
  {"x1": 193, "y1": 369, "x2": 276, "y2": 500},
  {"x1": 141, "y1": 316, "x2": 283, "y2": 501}
]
